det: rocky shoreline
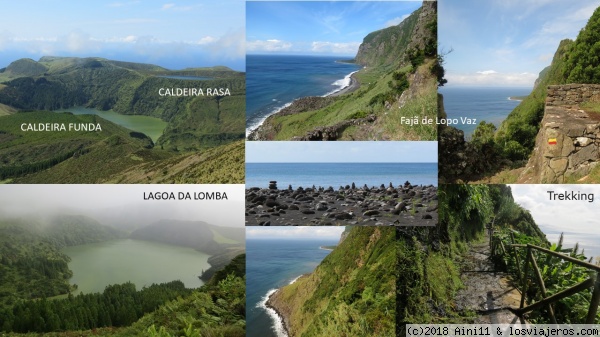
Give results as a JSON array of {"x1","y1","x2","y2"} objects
[
  {"x1": 245, "y1": 181, "x2": 438, "y2": 226},
  {"x1": 266, "y1": 288, "x2": 292, "y2": 337},
  {"x1": 247, "y1": 73, "x2": 362, "y2": 141}
]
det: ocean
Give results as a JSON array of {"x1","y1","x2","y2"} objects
[
  {"x1": 245, "y1": 162, "x2": 438, "y2": 189},
  {"x1": 246, "y1": 54, "x2": 361, "y2": 136},
  {"x1": 438, "y1": 86, "x2": 532, "y2": 138},
  {"x1": 539, "y1": 227, "x2": 600, "y2": 262},
  {"x1": 246, "y1": 238, "x2": 337, "y2": 337}
]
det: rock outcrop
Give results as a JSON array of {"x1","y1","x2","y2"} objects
[{"x1": 519, "y1": 84, "x2": 600, "y2": 183}]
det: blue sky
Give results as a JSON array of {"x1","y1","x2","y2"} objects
[
  {"x1": 0, "y1": 1, "x2": 244, "y2": 70},
  {"x1": 440, "y1": 0, "x2": 600, "y2": 87},
  {"x1": 246, "y1": 226, "x2": 345, "y2": 240},
  {"x1": 246, "y1": 141, "x2": 437, "y2": 163},
  {"x1": 246, "y1": 1, "x2": 421, "y2": 56}
]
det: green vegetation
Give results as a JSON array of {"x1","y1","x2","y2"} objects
[
  {"x1": 0, "y1": 56, "x2": 245, "y2": 183},
  {"x1": 2, "y1": 255, "x2": 246, "y2": 336},
  {"x1": 129, "y1": 220, "x2": 244, "y2": 254},
  {"x1": 564, "y1": 7, "x2": 600, "y2": 83},
  {"x1": 495, "y1": 39, "x2": 572, "y2": 161},
  {"x1": 493, "y1": 231, "x2": 598, "y2": 323},
  {"x1": 1, "y1": 281, "x2": 192, "y2": 333},
  {"x1": 252, "y1": 2, "x2": 437, "y2": 141},
  {"x1": 106, "y1": 139, "x2": 245, "y2": 184},
  {"x1": 0, "y1": 215, "x2": 127, "y2": 308},
  {"x1": 270, "y1": 227, "x2": 395, "y2": 337},
  {"x1": 399, "y1": 185, "x2": 547, "y2": 328},
  {"x1": 0, "y1": 212, "x2": 246, "y2": 336},
  {"x1": 0, "y1": 111, "x2": 244, "y2": 184},
  {"x1": 442, "y1": 5, "x2": 600, "y2": 183},
  {"x1": 0, "y1": 220, "x2": 73, "y2": 307}
]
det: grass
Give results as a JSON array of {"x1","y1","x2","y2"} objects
[
  {"x1": 271, "y1": 227, "x2": 396, "y2": 337},
  {"x1": 261, "y1": 59, "x2": 436, "y2": 141},
  {"x1": 581, "y1": 101, "x2": 600, "y2": 114}
]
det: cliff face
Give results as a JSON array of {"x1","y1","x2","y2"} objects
[
  {"x1": 267, "y1": 227, "x2": 396, "y2": 337},
  {"x1": 354, "y1": 1, "x2": 436, "y2": 69}
]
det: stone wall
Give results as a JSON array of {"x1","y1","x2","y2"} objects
[
  {"x1": 546, "y1": 84, "x2": 600, "y2": 109},
  {"x1": 519, "y1": 85, "x2": 600, "y2": 183}
]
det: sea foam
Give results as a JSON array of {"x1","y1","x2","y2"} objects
[{"x1": 257, "y1": 289, "x2": 289, "y2": 337}]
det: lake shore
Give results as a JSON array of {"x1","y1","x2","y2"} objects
[{"x1": 245, "y1": 181, "x2": 438, "y2": 226}]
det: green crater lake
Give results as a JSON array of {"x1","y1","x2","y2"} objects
[
  {"x1": 54, "y1": 107, "x2": 167, "y2": 143},
  {"x1": 62, "y1": 239, "x2": 210, "y2": 295}
]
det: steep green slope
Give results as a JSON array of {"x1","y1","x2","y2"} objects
[
  {"x1": 41, "y1": 214, "x2": 128, "y2": 248},
  {"x1": 398, "y1": 185, "x2": 547, "y2": 328},
  {"x1": 268, "y1": 227, "x2": 396, "y2": 337},
  {"x1": 0, "y1": 219, "x2": 73, "y2": 306},
  {"x1": 0, "y1": 214, "x2": 128, "y2": 307},
  {"x1": 495, "y1": 39, "x2": 573, "y2": 160},
  {"x1": 104, "y1": 139, "x2": 245, "y2": 184},
  {"x1": 354, "y1": 6, "x2": 421, "y2": 70},
  {"x1": 130, "y1": 220, "x2": 244, "y2": 255},
  {"x1": 0, "y1": 111, "x2": 176, "y2": 183},
  {"x1": 250, "y1": 1, "x2": 437, "y2": 141}
]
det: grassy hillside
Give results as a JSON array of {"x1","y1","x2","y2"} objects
[
  {"x1": 0, "y1": 111, "x2": 243, "y2": 184},
  {"x1": 0, "y1": 219, "x2": 73, "y2": 306},
  {"x1": 104, "y1": 139, "x2": 244, "y2": 184},
  {"x1": 268, "y1": 227, "x2": 396, "y2": 337},
  {"x1": 495, "y1": 39, "x2": 573, "y2": 160},
  {"x1": 250, "y1": 2, "x2": 437, "y2": 141},
  {"x1": 0, "y1": 56, "x2": 245, "y2": 152}
]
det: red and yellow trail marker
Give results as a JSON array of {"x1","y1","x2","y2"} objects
[{"x1": 548, "y1": 138, "x2": 557, "y2": 145}]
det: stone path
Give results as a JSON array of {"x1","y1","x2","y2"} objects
[{"x1": 456, "y1": 237, "x2": 525, "y2": 324}]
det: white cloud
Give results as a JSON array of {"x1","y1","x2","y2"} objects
[
  {"x1": 476, "y1": 70, "x2": 498, "y2": 75},
  {"x1": 311, "y1": 41, "x2": 360, "y2": 55},
  {"x1": 161, "y1": 3, "x2": 175, "y2": 10},
  {"x1": 247, "y1": 39, "x2": 293, "y2": 52},
  {"x1": 448, "y1": 70, "x2": 538, "y2": 87},
  {"x1": 385, "y1": 14, "x2": 410, "y2": 27},
  {"x1": 62, "y1": 32, "x2": 100, "y2": 52},
  {"x1": 204, "y1": 29, "x2": 245, "y2": 59},
  {"x1": 197, "y1": 36, "x2": 216, "y2": 45}
]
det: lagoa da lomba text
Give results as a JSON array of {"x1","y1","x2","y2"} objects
[
  {"x1": 400, "y1": 116, "x2": 477, "y2": 126},
  {"x1": 143, "y1": 192, "x2": 228, "y2": 200}
]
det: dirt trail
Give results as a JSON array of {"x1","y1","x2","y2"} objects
[{"x1": 456, "y1": 237, "x2": 524, "y2": 324}]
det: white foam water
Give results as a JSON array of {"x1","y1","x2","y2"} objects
[
  {"x1": 323, "y1": 70, "x2": 360, "y2": 97},
  {"x1": 257, "y1": 289, "x2": 289, "y2": 337},
  {"x1": 246, "y1": 102, "x2": 293, "y2": 138}
]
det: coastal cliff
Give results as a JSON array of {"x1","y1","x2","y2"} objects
[
  {"x1": 266, "y1": 226, "x2": 396, "y2": 337},
  {"x1": 249, "y1": 1, "x2": 438, "y2": 141},
  {"x1": 440, "y1": 4, "x2": 600, "y2": 183}
]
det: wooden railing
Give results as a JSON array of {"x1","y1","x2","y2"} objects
[{"x1": 491, "y1": 231, "x2": 600, "y2": 324}]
